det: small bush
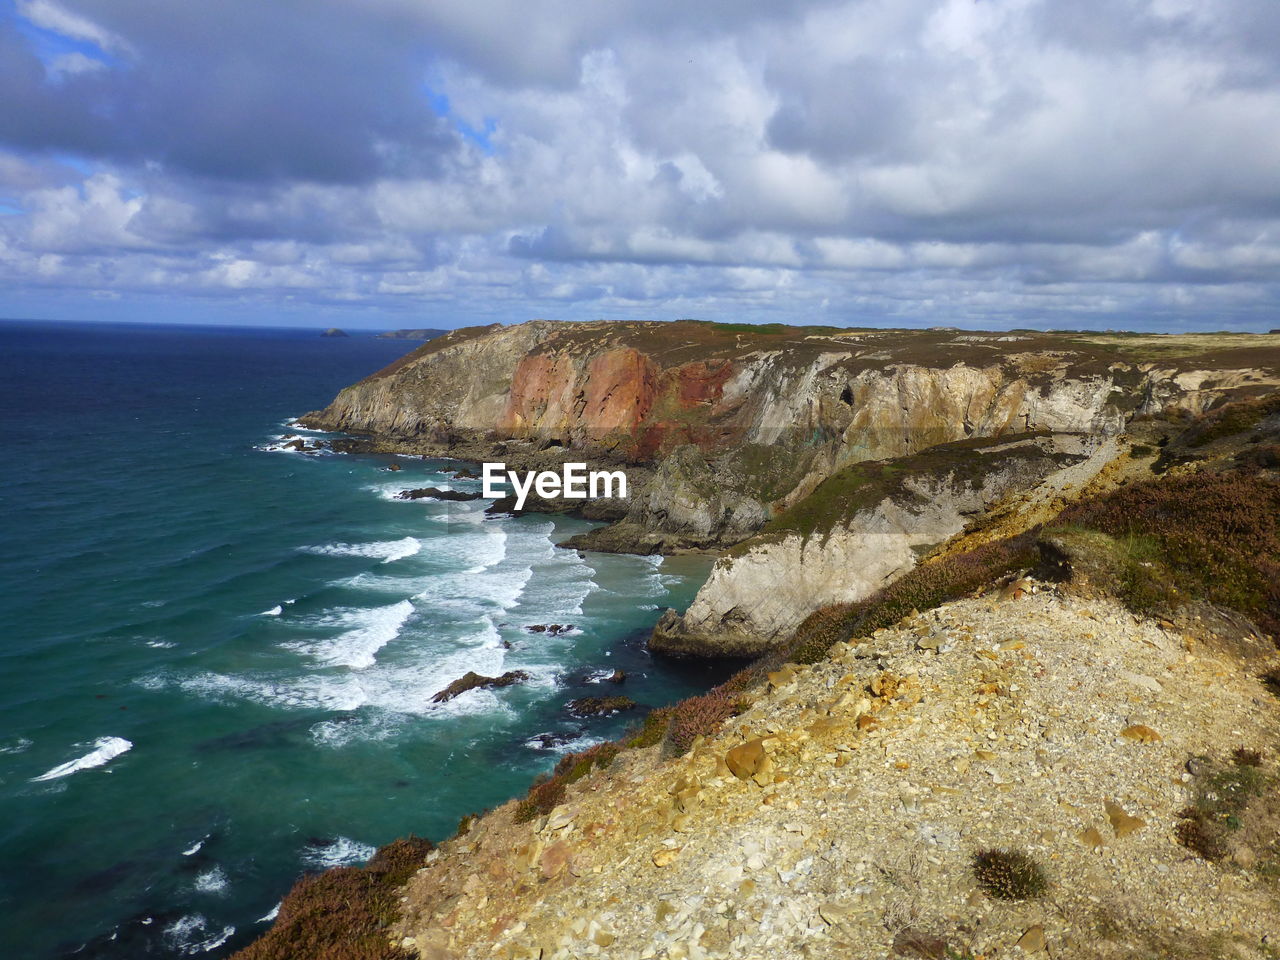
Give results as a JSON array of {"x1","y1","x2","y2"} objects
[
  {"x1": 1176, "y1": 811, "x2": 1229, "y2": 861},
  {"x1": 625, "y1": 707, "x2": 674, "y2": 749},
  {"x1": 513, "y1": 775, "x2": 566, "y2": 824},
  {"x1": 971, "y1": 848, "x2": 1049, "y2": 901},
  {"x1": 1233, "y1": 748, "x2": 1263, "y2": 768},
  {"x1": 232, "y1": 836, "x2": 433, "y2": 960},
  {"x1": 663, "y1": 689, "x2": 744, "y2": 756}
]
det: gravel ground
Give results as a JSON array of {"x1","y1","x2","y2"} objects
[{"x1": 393, "y1": 586, "x2": 1280, "y2": 960}]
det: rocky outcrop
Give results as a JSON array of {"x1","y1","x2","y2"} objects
[
  {"x1": 566, "y1": 696, "x2": 637, "y2": 716},
  {"x1": 387, "y1": 589, "x2": 1280, "y2": 960},
  {"x1": 319, "y1": 327, "x2": 348, "y2": 337},
  {"x1": 395, "y1": 487, "x2": 482, "y2": 502},
  {"x1": 651, "y1": 434, "x2": 1096, "y2": 657},
  {"x1": 430, "y1": 670, "x2": 530, "y2": 703}
]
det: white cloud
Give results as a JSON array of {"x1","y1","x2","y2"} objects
[{"x1": 0, "y1": 0, "x2": 1277, "y2": 328}]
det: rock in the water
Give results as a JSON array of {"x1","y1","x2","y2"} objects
[
  {"x1": 395, "y1": 487, "x2": 483, "y2": 502},
  {"x1": 319, "y1": 327, "x2": 349, "y2": 337},
  {"x1": 387, "y1": 462, "x2": 402, "y2": 471},
  {"x1": 431, "y1": 670, "x2": 530, "y2": 703},
  {"x1": 526, "y1": 624, "x2": 573, "y2": 635}
]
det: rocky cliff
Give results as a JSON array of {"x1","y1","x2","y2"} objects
[
  {"x1": 302, "y1": 321, "x2": 1280, "y2": 655},
  {"x1": 650, "y1": 434, "x2": 1097, "y2": 657}
]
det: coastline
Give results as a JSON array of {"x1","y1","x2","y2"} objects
[{"x1": 236, "y1": 324, "x2": 1280, "y2": 960}]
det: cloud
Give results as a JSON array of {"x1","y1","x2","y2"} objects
[{"x1": 0, "y1": 0, "x2": 1277, "y2": 328}]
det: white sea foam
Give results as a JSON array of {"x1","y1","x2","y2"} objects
[
  {"x1": 303, "y1": 537, "x2": 421, "y2": 564},
  {"x1": 193, "y1": 866, "x2": 228, "y2": 895},
  {"x1": 163, "y1": 914, "x2": 235, "y2": 955},
  {"x1": 282, "y1": 418, "x2": 326, "y2": 433},
  {"x1": 303, "y1": 837, "x2": 376, "y2": 869},
  {"x1": 282, "y1": 600, "x2": 414, "y2": 670},
  {"x1": 145, "y1": 639, "x2": 177, "y2": 648},
  {"x1": 30, "y1": 736, "x2": 132, "y2": 782},
  {"x1": 182, "y1": 836, "x2": 207, "y2": 856},
  {"x1": 260, "y1": 605, "x2": 283, "y2": 617},
  {"x1": 0, "y1": 737, "x2": 32, "y2": 755},
  {"x1": 165, "y1": 629, "x2": 533, "y2": 721},
  {"x1": 257, "y1": 903, "x2": 281, "y2": 923}
]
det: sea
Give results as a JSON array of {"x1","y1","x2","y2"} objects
[{"x1": 0, "y1": 320, "x2": 722, "y2": 959}]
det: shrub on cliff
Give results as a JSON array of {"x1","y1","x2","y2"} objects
[
  {"x1": 625, "y1": 706, "x2": 675, "y2": 749},
  {"x1": 1050, "y1": 470, "x2": 1280, "y2": 638},
  {"x1": 662, "y1": 689, "x2": 747, "y2": 756},
  {"x1": 232, "y1": 836, "x2": 433, "y2": 960},
  {"x1": 512, "y1": 741, "x2": 622, "y2": 823}
]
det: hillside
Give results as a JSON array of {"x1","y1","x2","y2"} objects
[
  {"x1": 377, "y1": 329, "x2": 450, "y2": 341},
  {"x1": 243, "y1": 322, "x2": 1280, "y2": 960}
]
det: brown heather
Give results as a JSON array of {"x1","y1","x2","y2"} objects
[
  {"x1": 1053, "y1": 470, "x2": 1280, "y2": 638},
  {"x1": 231, "y1": 837, "x2": 433, "y2": 960}
]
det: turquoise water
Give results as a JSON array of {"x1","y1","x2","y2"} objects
[{"x1": 0, "y1": 321, "x2": 720, "y2": 958}]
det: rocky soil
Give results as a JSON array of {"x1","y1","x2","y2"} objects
[{"x1": 391, "y1": 587, "x2": 1280, "y2": 960}]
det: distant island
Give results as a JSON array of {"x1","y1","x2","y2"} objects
[
  {"x1": 376, "y1": 328, "x2": 448, "y2": 340},
  {"x1": 319, "y1": 327, "x2": 349, "y2": 337}
]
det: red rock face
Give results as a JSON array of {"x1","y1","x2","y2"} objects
[
  {"x1": 501, "y1": 346, "x2": 736, "y2": 457},
  {"x1": 675, "y1": 359, "x2": 733, "y2": 407},
  {"x1": 583, "y1": 348, "x2": 660, "y2": 432}
]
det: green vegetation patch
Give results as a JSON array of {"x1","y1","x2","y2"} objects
[
  {"x1": 1176, "y1": 752, "x2": 1277, "y2": 868},
  {"x1": 750, "y1": 435, "x2": 1055, "y2": 547},
  {"x1": 232, "y1": 837, "x2": 434, "y2": 960}
]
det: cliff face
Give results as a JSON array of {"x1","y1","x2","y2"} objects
[
  {"x1": 304, "y1": 322, "x2": 1279, "y2": 463},
  {"x1": 303, "y1": 321, "x2": 1280, "y2": 653},
  {"x1": 651, "y1": 435, "x2": 1096, "y2": 657}
]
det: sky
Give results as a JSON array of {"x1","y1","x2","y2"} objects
[{"x1": 0, "y1": 0, "x2": 1278, "y2": 331}]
